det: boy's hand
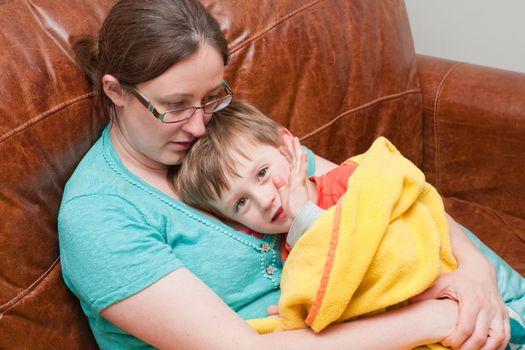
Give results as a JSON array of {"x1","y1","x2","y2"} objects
[
  {"x1": 266, "y1": 305, "x2": 280, "y2": 317},
  {"x1": 272, "y1": 135, "x2": 310, "y2": 220}
]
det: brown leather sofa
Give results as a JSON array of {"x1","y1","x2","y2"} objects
[{"x1": 1, "y1": 0, "x2": 523, "y2": 348}]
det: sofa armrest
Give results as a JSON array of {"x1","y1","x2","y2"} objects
[{"x1": 417, "y1": 54, "x2": 525, "y2": 220}]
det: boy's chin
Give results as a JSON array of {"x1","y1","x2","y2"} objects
[{"x1": 262, "y1": 224, "x2": 292, "y2": 235}]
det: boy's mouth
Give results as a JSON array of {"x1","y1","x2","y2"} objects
[{"x1": 271, "y1": 207, "x2": 286, "y2": 223}]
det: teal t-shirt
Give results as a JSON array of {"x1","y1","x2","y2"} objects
[{"x1": 58, "y1": 125, "x2": 316, "y2": 349}]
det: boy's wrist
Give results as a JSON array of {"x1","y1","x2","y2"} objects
[
  {"x1": 412, "y1": 299, "x2": 458, "y2": 345},
  {"x1": 287, "y1": 201, "x2": 325, "y2": 247}
]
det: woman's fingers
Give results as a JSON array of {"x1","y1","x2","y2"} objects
[
  {"x1": 499, "y1": 314, "x2": 511, "y2": 350},
  {"x1": 479, "y1": 308, "x2": 510, "y2": 350},
  {"x1": 456, "y1": 310, "x2": 489, "y2": 350},
  {"x1": 443, "y1": 297, "x2": 479, "y2": 348},
  {"x1": 447, "y1": 298, "x2": 509, "y2": 350},
  {"x1": 478, "y1": 318, "x2": 506, "y2": 350}
]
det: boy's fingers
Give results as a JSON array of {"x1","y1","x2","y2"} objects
[
  {"x1": 280, "y1": 130, "x2": 295, "y2": 161},
  {"x1": 272, "y1": 175, "x2": 289, "y2": 210},
  {"x1": 293, "y1": 137, "x2": 301, "y2": 159},
  {"x1": 267, "y1": 305, "x2": 279, "y2": 316},
  {"x1": 279, "y1": 145, "x2": 293, "y2": 163},
  {"x1": 300, "y1": 151, "x2": 308, "y2": 176},
  {"x1": 281, "y1": 128, "x2": 293, "y2": 138},
  {"x1": 272, "y1": 175, "x2": 287, "y2": 190}
]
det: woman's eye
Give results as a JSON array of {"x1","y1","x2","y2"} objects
[
  {"x1": 257, "y1": 167, "x2": 268, "y2": 179},
  {"x1": 167, "y1": 101, "x2": 186, "y2": 109},
  {"x1": 204, "y1": 95, "x2": 220, "y2": 103},
  {"x1": 234, "y1": 197, "x2": 248, "y2": 212}
]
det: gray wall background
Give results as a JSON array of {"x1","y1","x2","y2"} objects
[{"x1": 405, "y1": 0, "x2": 525, "y2": 73}]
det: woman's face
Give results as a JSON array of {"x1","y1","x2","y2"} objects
[{"x1": 112, "y1": 44, "x2": 226, "y2": 170}]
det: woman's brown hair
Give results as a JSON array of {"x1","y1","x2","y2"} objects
[{"x1": 73, "y1": 0, "x2": 229, "y2": 120}]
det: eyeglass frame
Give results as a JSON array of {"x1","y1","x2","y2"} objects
[{"x1": 125, "y1": 80, "x2": 233, "y2": 124}]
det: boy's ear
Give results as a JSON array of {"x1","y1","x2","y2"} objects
[{"x1": 102, "y1": 74, "x2": 127, "y2": 107}]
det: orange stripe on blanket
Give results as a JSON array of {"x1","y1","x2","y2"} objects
[{"x1": 305, "y1": 198, "x2": 344, "y2": 326}]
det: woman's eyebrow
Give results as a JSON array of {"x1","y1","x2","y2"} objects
[
  {"x1": 159, "y1": 92, "x2": 193, "y2": 100},
  {"x1": 161, "y1": 82, "x2": 224, "y2": 100}
]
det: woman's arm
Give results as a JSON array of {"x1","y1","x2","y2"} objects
[
  {"x1": 412, "y1": 214, "x2": 510, "y2": 350},
  {"x1": 101, "y1": 267, "x2": 458, "y2": 350}
]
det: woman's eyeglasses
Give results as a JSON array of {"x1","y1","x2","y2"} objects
[{"x1": 127, "y1": 81, "x2": 233, "y2": 123}]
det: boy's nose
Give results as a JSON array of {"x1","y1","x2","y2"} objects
[{"x1": 255, "y1": 186, "x2": 276, "y2": 211}]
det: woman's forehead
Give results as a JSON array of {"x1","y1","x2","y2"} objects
[{"x1": 139, "y1": 45, "x2": 225, "y2": 97}]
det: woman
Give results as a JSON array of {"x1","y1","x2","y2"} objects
[{"x1": 58, "y1": 0, "x2": 509, "y2": 349}]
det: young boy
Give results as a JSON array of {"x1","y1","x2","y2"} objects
[
  {"x1": 175, "y1": 100, "x2": 525, "y2": 345},
  {"x1": 175, "y1": 100, "x2": 355, "y2": 248}
]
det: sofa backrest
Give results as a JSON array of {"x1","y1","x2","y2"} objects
[
  {"x1": 213, "y1": 0, "x2": 423, "y2": 163},
  {"x1": 0, "y1": 0, "x2": 421, "y2": 347},
  {"x1": 0, "y1": 1, "x2": 111, "y2": 348}
]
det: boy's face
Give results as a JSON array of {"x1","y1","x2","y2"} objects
[{"x1": 211, "y1": 143, "x2": 293, "y2": 234}]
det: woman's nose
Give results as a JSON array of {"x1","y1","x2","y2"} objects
[{"x1": 182, "y1": 108, "x2": 207, "y2": 138}]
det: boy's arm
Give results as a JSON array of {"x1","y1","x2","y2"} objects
[
  {"x1": 412, "y1": 213, "x2": 510, "y2": 349},
  {"x1": 286, "y1": 201, "x2": 325, "y2": 247}
]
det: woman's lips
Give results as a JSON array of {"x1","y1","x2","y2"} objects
[
  {"x1": 170, "y1": 141, "x2": 193, "y2": 151},
  {"x1": 271, "y1": 207, "x2": 287, "y2": 222}
]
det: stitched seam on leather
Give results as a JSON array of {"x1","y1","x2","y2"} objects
[
  {"x1": 432, "y1": 62, "x2": 464, "y2": 191},
  {"x1": 229, "y1": 0, "x2": 325, "y2": 54},
  {"x1": 447, "y1": 197, "x2": 525, "y2": 244},
  {"x1": 0, "y1": 91, "x2": 96, "y2": 144},
  {"x1": 300, "y1": 89, "x2": 421, "y2": 142},
  {"x1": 0, "y1": 257, "x2": 60, "y2": 314}
]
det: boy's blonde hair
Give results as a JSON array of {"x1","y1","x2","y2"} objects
[{"x1": 175, "y1": 100, "x2": 284, "y2": 216}]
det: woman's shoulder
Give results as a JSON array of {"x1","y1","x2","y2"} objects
[
  {"x1": 61, "y1": 126, "x2": 148, "y2": 207},
  {"x1": 58, "y1": 132, "x2": 222, "y2": 231},
  {"x1": 61, "y1": 134, "x2": 118, "y2": 204}
]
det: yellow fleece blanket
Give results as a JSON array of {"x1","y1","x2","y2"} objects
[{"x1": 248, "y1": 137, "x2": 458, "y2": 349}]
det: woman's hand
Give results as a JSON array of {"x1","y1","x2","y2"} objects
[
  {"x1": 412, "y1": 266, "x2": 510, "y2": 350},
  {"x1": 272, "y1": 135, "x2": 311, "y2": 220},
  {"x1": 411, "y1": 215, "x2": 510, "y2": 350}
]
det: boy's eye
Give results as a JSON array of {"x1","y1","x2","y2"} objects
[
  {"x1": 234, "y1": 197, "x2": 248, "y2": 212},
  {"x1": 257, "y1": 167, "x2": 268, "y2": 179}
]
